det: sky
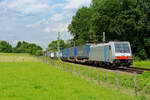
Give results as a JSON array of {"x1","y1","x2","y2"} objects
[{"x1": 0, "y1": 0, "x2": 91, "y2": 49}]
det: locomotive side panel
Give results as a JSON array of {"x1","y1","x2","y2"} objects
[
  {"x1": 89, "y1": 45, "x2": 105, "y2": 62},
  {"x1": 89, "y1": 44, "x2": 114, "y2": 64}
]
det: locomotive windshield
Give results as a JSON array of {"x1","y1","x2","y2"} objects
[{"x1": 115, "y1": 43, "x2": 130, "y2": 53}]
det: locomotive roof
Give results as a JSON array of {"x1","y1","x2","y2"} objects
[{"x1": 91, "y1": 41, "x2": 130, "y2": 47}]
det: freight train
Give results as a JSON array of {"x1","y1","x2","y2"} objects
[
  {"x1": 61, "y1": 41, "x2": 133, "y2": 67},
  {"x1": 45, "y1": 41, "x2": 133, "y2": 67}
]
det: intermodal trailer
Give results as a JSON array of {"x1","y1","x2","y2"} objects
[
  {"x1": 62, "y1": 48, "x2": 69, "y2": 60},
  {"x1": 76, "y1": 44, "x2": 92, "y2": 60},
  {"x1": 68, "y1": 47, "x2": 77, "y2": 59}
]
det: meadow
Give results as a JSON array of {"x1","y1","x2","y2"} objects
[{"x1": 0, "y1": 53, "x2": 137, "y2": 100}]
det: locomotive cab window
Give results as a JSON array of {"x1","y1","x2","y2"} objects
[
  {"x1": 122, "y1": 43, "x2": 130, "y2": 53},
  {"x1": 115, "y1": 43, "x2": 130, "y2": 53}
]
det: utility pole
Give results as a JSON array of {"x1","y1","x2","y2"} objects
[
  {"x1": 57, "y1": 32, "x2": 60, "y2": 59},
  {"x1": 103, "y1": 32, "x2": 105, "y2": 43},
  {"x1": 74, "y1": 40, "x2": 75, "y2": 47}
]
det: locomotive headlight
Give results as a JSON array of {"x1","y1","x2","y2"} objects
[{"x1": 127, "y1": 56, "x2": 132, "y2": 59}]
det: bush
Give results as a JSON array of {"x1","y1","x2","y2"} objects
[
  {"x1": 35, "y1": 50, "x2": 43, "y2": 56},
  {"x1": 139, "y1": 49, "x2": 147, "y2": 60},
  {"x1": 133, "y1": 55, "x2": 141, "y2": 61}
]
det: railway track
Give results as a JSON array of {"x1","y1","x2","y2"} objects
[
  {"x1": 64, "y1": 61, "x2": 150, "y2": 74},
  {"x1": 96, "y1": 66, "x2": 149, "y2": 74},
  {"x1": 116, "y1": 67, "x2": 145, "y2": 74},
  {"x1": 121, "y1": 67, "x2": 150, "y2": 74}
]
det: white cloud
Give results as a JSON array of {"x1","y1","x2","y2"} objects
[
  {"x1": 52, "y1": 4, "x2": 65, "y2": 9},
  {"x1": 26, "y1": 11, "x2": 70, "y2": 28},
  {"x1": 44, "y1": 23, "x2": 68, "y2": 33},
  {"x1": 2, "y1": 0, "x2": 50, "y2": 15},
  {"x1": 64, "y1": 0, "x2": 91, "y2": 9},
  {"x1": 7, "y1": 26, "x2": 13, "y2": 31},
  {"x1": 44, "y1": 27, "x2": 51, "y2": 32},
  {"x1": 26, "y1": 19, "x2": 49, "y2": 28},
  {"x1": 50, "y1": 13, "x2": 65, "y2": 22}
]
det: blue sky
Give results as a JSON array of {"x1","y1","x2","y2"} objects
[{"x1": 0, "y1": 0, "x2": 91, "y2": 49}]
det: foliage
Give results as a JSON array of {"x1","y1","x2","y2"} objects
[
  {"x1": 35, "y1": 50, "x2": 43, "y2": 56},
  {"x1": 48, "y1": 40, "x2": 68, "y2": 52},
  {"x1": 13, "y1": 41, "x2": 42, "y2": 55},
  {"x1": 0, "y1": 41, "x2": 12, "y2": 53},
  {"x1": 133, "y1": 55, "x2": 141, "y2": 61},
  {"x1": 68, "y1": 6, "x2": 94, "y2": 45},
  {"x1": 68, "y1": 0, "x2": 150, "y2": 59},
  {"x1": 0, "y1": 41, "x2": 43, "y2": 56}
]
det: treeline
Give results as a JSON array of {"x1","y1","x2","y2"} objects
[
  {"x1": 0, "y1": 41, "x2": 43, "y2": 56},
  {"x1": 47, "y1": 39, "x2": 78, "y2": 52},
  {"x1": 47, "y1": 39, "x2": 68, "y2": 52},
  {"x1": 68, "y1": 0, "x2": 150, "y2": 59}
]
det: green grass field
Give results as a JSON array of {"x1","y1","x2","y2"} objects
[
  {"x1": 0, "y1": 53, "x2": 137, "y2": 100},
  {"x1": 0, "y1": 53, "x2": 39, "y2": 62},
  {"x1": 133, "y1": 61, "x2": 150, "y2": 69}
]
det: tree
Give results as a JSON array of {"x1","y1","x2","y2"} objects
[
  {"x1": 48, "y1": 40, "x2": 67, "y2": 52},
  {"x1": 35, "y1": 50, "x2": 43, "y2": 56},
  {"x1": 0, "y1": 41, "x2": 12, "y2": 53},
  {"x1": 68, "y1": 0, "x2": 150, "y2": 59},
  {"x1": 68, "y1": 6, "x2": 94, "y2": 45},
  {"x1": 13, "y1": 41, "x2": 43, "y2": 55}
]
